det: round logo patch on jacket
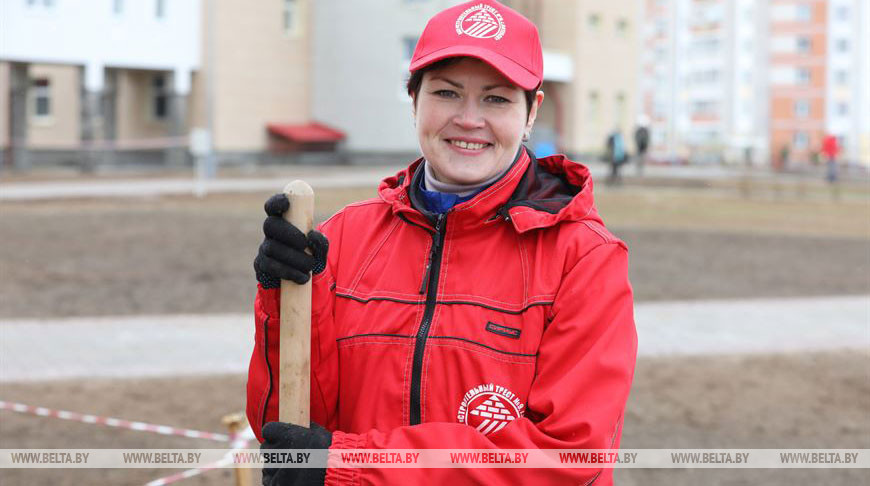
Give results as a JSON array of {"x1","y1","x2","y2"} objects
[{"x1": 457, "y1": 383, "x2": 525, "y2": 436}]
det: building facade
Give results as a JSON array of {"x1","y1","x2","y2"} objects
[
  {"x1": 641, "y1": 0, "x2": 768, "y2": 165},
  {"x1": 642, "y1": 0, "x2": 869, "y2": 167},
  {"x1": 0, "y1": 0, "x2": 202, "y2": 169}
]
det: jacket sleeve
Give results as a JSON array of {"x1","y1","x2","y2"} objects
[
  {"x1": 246, "y1": 234, "x2": 340, "y2": 443},
  {"x1": 325, "y1": 242, "x2": 638, "y2": 486}
]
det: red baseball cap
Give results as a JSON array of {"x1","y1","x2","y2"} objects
[{"x1": 409, "y1": 0, "x2": 544, "y2": 91}]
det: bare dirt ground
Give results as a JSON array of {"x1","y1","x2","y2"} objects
[
  {"x1": 1, "y1": 183, "x2": 868, "y2": 485},
  {"x1": 0, "y1": 186, "x2": 867, "y2": 318},
  {"x1": 1, "y1": 352, "x2": 867, "y2": 485}
]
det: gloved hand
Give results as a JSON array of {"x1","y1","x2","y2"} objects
[
  {"x1": 254, "y1": 193, "x2": 329, "y2": 288},
  {"x1": 261, "y1": 421, "x2": 332, "y2": 486}
]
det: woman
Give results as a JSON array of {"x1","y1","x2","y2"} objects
[{"x1": 248, "y1": 1, "x2": 637, "y2": 484}]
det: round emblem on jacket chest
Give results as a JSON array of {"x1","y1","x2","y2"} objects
[{"x1": 457, "y1": 383, "x2": 525, "y2": 436}]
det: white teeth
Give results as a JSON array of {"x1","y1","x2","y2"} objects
[{"x1": 450, "y1": 140, "x2": 487, "y2": 150}]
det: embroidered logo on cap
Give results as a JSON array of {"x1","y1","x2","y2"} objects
[
  {"x1": 455, "y1": 4, "x2": 506, "y2": 40},
  {"x1": 457, "y1": 383, "x2": 525, "y2": 436}
]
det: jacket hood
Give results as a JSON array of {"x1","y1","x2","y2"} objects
[{"x1": 378, "y1": 147, "x2": 602, "y2": 233}]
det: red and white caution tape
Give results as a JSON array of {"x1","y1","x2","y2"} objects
[
  {"x1": 144, "y1": 457, "x2": 233, "y2": 486},
  {"x1": 0, "y1": 401, "x2": 230, "y2": 442},
  {"x1": 145, "y1": 427, "x2": 257, "y2": 486}
]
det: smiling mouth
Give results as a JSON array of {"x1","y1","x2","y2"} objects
[{"x1": 446, "y1": 139, "x2": 492, "y2": 150}]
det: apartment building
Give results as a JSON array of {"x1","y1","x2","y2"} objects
[
  {"x1": 641, "y1": 0, "x2": 768, "y2": 164},
  {"x1": 824, "y1": 0, "x2": 869, "y2": 166},
  {"x1": 768, "y1": 0, "x2": 829, "y2": 166},
  {"x1": 642, "y1": 0, "x2": 868, "y2": 167}
]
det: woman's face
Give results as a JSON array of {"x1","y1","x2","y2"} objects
[{"x1": 413, "y1": 58, "x2": 543, "y2": 185}]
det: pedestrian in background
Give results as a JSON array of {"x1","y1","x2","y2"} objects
[
  {"x1": 821, "y1": 134, "x2": 839, "y2": 184},
  {"x1": 633, "y1": 115, "x2": 650, "y2": 177},
  {"x1": 778, "y1": 144, "x2": 790, "y2": 172},
  {"x1": 247, "y1": 1, "x2": 637, "y2": 484},
  {"x1": 606, "y1": 127, "x2": 628, "y2": 185}
]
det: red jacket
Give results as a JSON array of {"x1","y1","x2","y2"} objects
[
  {"x1": 821, "y1": 135, "x2": 839, "y2": 159},
  {"x1": 247, "y1": 149, "x2": 637, "y2": 485}
]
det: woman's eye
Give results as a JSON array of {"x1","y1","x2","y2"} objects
[
  {"x1": 485, "y1": 95, "x2": 511, "y2": 104},
  {"x1": 433, "y1": 90, "x2": 458, "y2": 98}
]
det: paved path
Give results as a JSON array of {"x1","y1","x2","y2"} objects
[
  {"x1": 1, "y1": 295, "x2": 867, "y2": 382},
  {"x1": 2, "y1": 162, "x2": 852, "y2": 201},
  {"x1": 0, "y1": 165, "x2": 404, "y2": 201}
]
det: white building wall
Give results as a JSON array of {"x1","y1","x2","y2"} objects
[
  {"x1": 312, "y1": 0, "x2": 459, "y2": 154},
  {"x1": 825, "y1": 0, "x2": 866, "y2": 164},
  {"x1": 859, "y1": 0, "x2": 870, "y2": 166},
  {"x1": 0, "y1": 0, "x2": 200, "y2": 93}
]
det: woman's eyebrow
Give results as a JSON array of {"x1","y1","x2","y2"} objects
[
  {"x1": 482, "y1": 84, "x2": 512, "y2": 91},
  {"x1": 431, "y1": 76, "x2": 463, "y2": 88},
  {"x1": 431, "y1": 76, "x2": 512, "y2": 92}
]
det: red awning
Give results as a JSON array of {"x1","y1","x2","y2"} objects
[{"x1": 267, "y1": 122, "x2": 345, "y2": 143}]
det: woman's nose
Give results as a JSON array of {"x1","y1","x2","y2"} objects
[{"x1": 452, "y1": 100, "x2": 485, "y2": 129}]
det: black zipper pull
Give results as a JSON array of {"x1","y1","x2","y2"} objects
[{"x1": 419, "y1": 262, "x2": 432, "y2": 294}]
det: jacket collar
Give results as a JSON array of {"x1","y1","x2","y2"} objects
[{"x1": 378, "y1": 147, "x2": 602, "y2": 233}]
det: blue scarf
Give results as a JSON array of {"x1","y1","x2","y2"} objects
[{"x1": 418, "y1": 177, "x2": 480, "y2": 214}]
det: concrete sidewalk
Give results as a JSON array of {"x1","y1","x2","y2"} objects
[
  {"x1": 3, "y1": 162, "x2": 857, "y2": 201},
  {"x1": 0, "y1": 165, "x2": 404, "y2": 201},
  {"x1": 1, "y1": 295, "x2": 867, "y2": 382}
]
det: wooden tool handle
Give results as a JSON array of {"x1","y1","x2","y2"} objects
[{"x1": 279, "y1": 180, "x2": 314, "y2": 425}]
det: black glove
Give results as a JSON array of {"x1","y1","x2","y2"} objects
[
  {"x1": 261, "y1": 421, "x2": 332, "y2": 486},
  {"x1": 254, "y1": 193, "x2": 329, "y2": 288}
]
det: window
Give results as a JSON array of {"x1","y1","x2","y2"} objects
[
  {"x1": 155, "y1": 0, "x2": 165, "y2": 19},
  {"x1": 402, "y1": 36, "x2": 418, "y2": 62},
  {"x1": 793, "y1": 131, "x2": 808, "y2": 149},
  {"x1": 796, "y1": 68, "x2": 811, "y2": 84},
  {"x1": 836, "y1": 6, "x2": 850, "y2": 21},
  {"x1": 616, "y1": 18, "x2": 629, "y2": 37},
  {"x1": 284, "y1": 0, "x2": 299, "y2": 35},
  {"x1": 615, "y1": 92, "x2": 627, "y2": 124},
  {"x1": 691, "y1": 100, "x2": 717, "y2": 115},
  {"x1": 691, "y1": 69, "x2": 720, "y2": 84},
  {"x1": 796, "y1": 36, "x2": 811, "y2": 53},
  {"x1": 795, "y1": 4, "x2": 811, "y2": 21},
  {"x1": 835, "y1": 70, "x2": 848, "y2": 85},
  {"x1": 794, "y1": 100, "x2": 810, "y2": 117},
  {"x1": 587, "y1": 91, "x2": 600, "y2": 121},
  {"x1": 587, "y1": 13, "x2": 601, "y2": 30},
  {"x1": 113, "y1": 0, "x2": 123, "y2": 15},
  {"x1": 836, "y1": 103, "x2": 849, "y2": 116},
  {"x1": 151, "y1": 74, "x2": 169, "y2": 120},
  {"x1": 836, "y1": 39, "x2": 849, "y2": 52},
  {"x1": 30, "y1": 78, "x2": 51, "y2": 118}
]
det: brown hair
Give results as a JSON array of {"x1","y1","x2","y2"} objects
[{"x1": 406, "y1": 57, "x2": 537, "y2": 119}]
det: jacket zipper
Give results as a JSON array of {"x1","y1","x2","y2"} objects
[{"x1": 410, "y1": 213, "x2": 446, "y2": 426}]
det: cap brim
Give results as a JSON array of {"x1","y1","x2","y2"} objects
[{"x1": 409, "y1": 45, "x2": 540, "y2": 91}]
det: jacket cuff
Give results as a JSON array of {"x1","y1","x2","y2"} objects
[
  {"x1": 256, "y1": 284, "x2": 281, "y2": 316},
  {"x1": 325, "y1": 431, "x2": 366, "y2": 486}
]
